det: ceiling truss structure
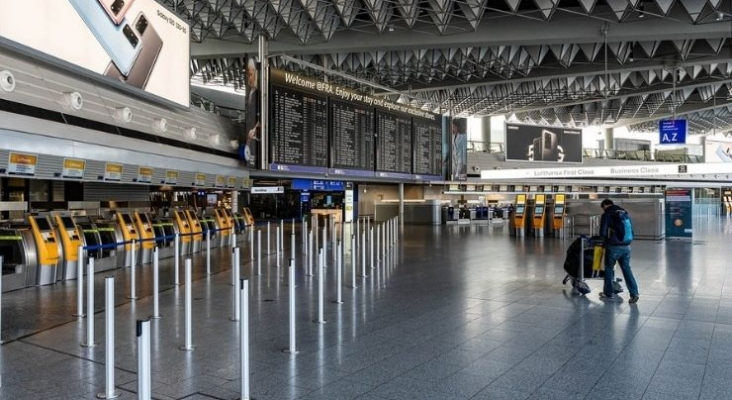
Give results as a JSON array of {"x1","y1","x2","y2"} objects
[{"x1": 176, "y1": 0, "x2": 732, "y2": 135}]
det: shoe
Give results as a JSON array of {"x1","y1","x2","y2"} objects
[
  {"x1": 599, "y1": 292, "x2": 614, "y2": 300},
  {"x1": 629, "y1": 296, "x2": 640, "y2": 304}
]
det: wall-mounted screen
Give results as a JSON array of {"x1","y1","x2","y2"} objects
[
  {"x1": 505, "y1": 123, "x2": 582, "y2": 163},
  {"x1": 34, "y1": 217, "x2": 52, "y2": 231},
  {"x1": 534, "y1": 206, "x2": 544, "y2": 215},
  {"x1": 515, "y1": 205, "x2": 525, "y2": 214},
  {"x1": 554, "y1": 205, "x2": 564, "y2": 214},
  {"x1": 0, "y1": 0, "x2": 190, "y2": 107}
]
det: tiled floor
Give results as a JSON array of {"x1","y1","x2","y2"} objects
[{"x1": 1, "y1": 217, "x2": 732, "y2": 399}]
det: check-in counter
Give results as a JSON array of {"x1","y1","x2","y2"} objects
[
  {"x1": 374, "y1": 200, "x2": 441, "y2": 224},
  {"x1": 116, "y1": 213, "x2": 141, "y2": 267},
  {"x1": 213, "y1": 208, "x2": 232, "y2": 247},
  {"x1": 0, "y1": 228, "x2": 37, "y2": 292},
  {"x1": 54, "y1": 215, "x2": 82, "y2": 280},
  {"x1": 566, "y1": 198, "x2": 664, "y2": 239},
  {"x1": 185, "y1": 210, "x2": 203, "y2": 253},
  {"x1": 173, "y1": 210, "x2": 193, "y2": 254},
  {"x1": 134, "y1": 212, "x2": 155, "y2": 264},
  {"x1": 27, "y1": 215, "x2": 61, "y2": 285}
]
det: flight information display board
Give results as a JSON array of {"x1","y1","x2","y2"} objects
[
  {"x1": 270, "y1": 85, "x2": 329, "y2": 168},
  {"x1": 330, "y1": 99, "x2": 375, "y2": 171},
  {"x1": 376, "y1": 111, "x2": 412, "y2": 173},
  {"x1": 413, "y1": 116, "x2": 442, "y2": 175}
]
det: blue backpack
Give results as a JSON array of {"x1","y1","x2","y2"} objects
[{"x1": 612, "y1": 210, "x2": 634, "y2": 243}]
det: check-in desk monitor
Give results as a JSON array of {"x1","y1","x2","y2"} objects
[
  {"x1": 184, "y1": 210, "x2": 203, "y2": 253},
  {"x1": 55, "y1": 215, "x2": 82, "y2": 281},
  {"x1": 116, "y1": 213, "x2": 140, "y2": 267},
  {"x1": 134, "y1": 212, "x2": 155, "y2": 263},
  {"x1": 174, "y1": 210, "x2": 192, "y2": 254},
  {"x1": 28, "y1": 216, "x2": 60, "y2": 285}
]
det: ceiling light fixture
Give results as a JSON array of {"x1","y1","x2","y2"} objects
[{"x1": 0, "y1": 70, "x2": 15, "y2": 92}]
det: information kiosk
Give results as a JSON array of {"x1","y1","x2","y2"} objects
[
  {"x1": 184, "y1": 210, "x2": 203, "y2": 253},
  {"x1": 116, "y1": 213, "x2": 140, "y2": 267},
  {"x1": 532, "y1": 194, "x2": 547, "y2": 237},
  {"x1": 28, "y1": 215, "x2": 60, "y2": 285},
  {"x1": 513, "y1": 195, "x2": 527, "y2": 237},
  {"x1": 54, "y1": 215, "x2": 82, "y2": 280},
  {"x1": 173, "y1": 210, "x2": 192, "y2": 255},
  {"x1": 552, "y1": 194, "x2": 567, "y2": 237},
  {"x1": 134, "y1": 212, "x2": 155, "y2": 264}
]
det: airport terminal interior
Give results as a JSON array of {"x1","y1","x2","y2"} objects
[{"x1": 3, "y1": 0, "x2": 732, "y2": 399}]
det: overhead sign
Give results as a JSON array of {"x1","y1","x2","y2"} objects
[
  {"x1": 251, "y1": 186, "x2": 285, "y2": 194},
  {"x1": 214, "y1": 175, "x2": 225, "y2": 188},
  {"x1": 0, "y1": 0, "x2": 190, "y2": 107},
  {"x1": 703, "y1": 137, "x2": 732, "y2": 162},
  {"x1": 104, "y1": 163, "x2": 123, "y2": 181},
  {"x1": 194, "y1": 173, "x2": 206, "y2": 186},
  {"x1": 505, "y1": 124, "x2": 583, "y2": 163},
  {"x1": 659, "y1": 120, "x2": 687, "y2": 144},
  {"x1": 62, "y1": 158, "x2": 85, "y2": 179},
  {"x1": 165, "y1": 170, "x2": 178, "y2": 185},
  {"x1": 7, "y1": 152, "x2": 37, "y2": 176},
  {"x1": 227, "y1": 176, "x2": 237, "y2": 188},
  {"x1": 137, "y1": 166, "x2": 153, "y2": 183}
]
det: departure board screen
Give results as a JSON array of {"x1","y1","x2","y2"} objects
[
  {"x1": 413, "y1": 116, "x2": 442, "y2": 175},
  {"x1": 331, "y1": 99, "x2": 375, "y2": 171},
  {"x1": 270, "y1": 85, "x2": 329, "y2": 167},
  {"x1": 376, "y1": 111, "x2": 412, "y2": 173}
]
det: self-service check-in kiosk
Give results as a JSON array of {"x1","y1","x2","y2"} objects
[
  {"x1": 532, "y1": 194, "x2": 547, "y2": 237},
  {"x1": 513, "y1": 195, "x2": 527, "y2": 237},
  {"x1": 242, "y1": 207, "x2": 255, "y2": 227},
  {"x1": 0, "y1": 228, "x2": 37, "y2": 292},
  {"x1": 54, "y1": 215, "x2": 82, "y2": 280},
  {"x1": 28, "y1": 215, "x2": 61, "y2": 285},
  {"x1": 200, "y1": 214, "x2": 219, "y2": 248},
  {"x1": 116, "y1": 213, "x2": 140, "y2": 267},
  {"x1": 184, "y1": 210, "x2": 203, "y2": 253},
  {"x1": 214, "y1": 208, "x2": 232, "y2": 247},
  {"x1": 552, "y1": 194, "x2": 567, "y2": 237},
  {"x1": 134, "y1": 212, "x2": 155, "y2": 264},
  {"x1": 174, "y1": 210, "x2": 193, "y2": 254}
]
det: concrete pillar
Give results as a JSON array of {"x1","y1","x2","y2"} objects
[
  {"x1": 231, "y1": 191, "x2": 238, "y2": 213},
  {"x1": 479, "y1": 116, "x2": 492, "y2": 152},
  {"x1": 398, "y1": 183, "x2": 404, "y2": 223}
]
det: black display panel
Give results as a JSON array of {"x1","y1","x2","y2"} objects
[
  {"x1": 60, "y1": 216, "x2": 75, "y2": 228},
  {"x1": 121, "y1": 214, "x2": 134, "y2": 224},
  {"x1": 270, "y1": 85, "x2": 329, "y2": 167},
  {"x1": 376, "y1": 111, "x2": 412, "y2": 173},
  {"x1": 34, "y1": 217, "x2": 51, "y2": 231},
  {"x1": 413, "y1": 116, "x2": 442, "y2": 175},
  {"x1": 330, "y1": 99, "x2": 375, "y2": 171}
]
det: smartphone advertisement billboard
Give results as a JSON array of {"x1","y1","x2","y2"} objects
[
  {"x1": 703, "y1": 137, "x2": 732, "y2": 163},
  {"x1": 0, "y1": 0, "x2": 190, "y2": 107},
  {"x1": 505, "y1": 123, "x2": 583, "y2": 163}
]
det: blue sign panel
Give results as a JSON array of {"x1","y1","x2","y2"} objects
[
  {"x1": 659, "y1": 120, "x2": 687, "y2": 144},
  {"x1": 292, "y1": 179, "x2": 345, "y2": 191}
]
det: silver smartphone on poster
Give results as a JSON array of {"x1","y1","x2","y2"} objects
[
  {"x1": 97, "y1": 0, "x2": 135, "y2": 25},
  {"x1": 68, "y1": 0, "x2": 142, "y2": 76}
]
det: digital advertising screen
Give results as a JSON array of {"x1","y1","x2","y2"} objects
[
  {"x1": 0, "y1": 0, "x2": 190, "y2": 107},
  {"x1": 505, "y1": 123, "x2": 583, "y2": 163}
]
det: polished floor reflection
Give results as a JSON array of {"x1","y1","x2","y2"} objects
[{"x1": 1, "y1": 218, "x2": 732, "y2": 399}]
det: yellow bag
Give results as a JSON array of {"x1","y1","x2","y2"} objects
[{"x1": 592, "y1": 246, "x2": 604, "y2": 277}]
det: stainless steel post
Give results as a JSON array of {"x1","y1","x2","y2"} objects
[
  {"x1": 240, "y1": 278, "x2": 251, "y2": 398},
  {"x1": 206, "y1": 230, "x2": 211, "y2": 275},
  {"x1": 276, "y1": 226, "x2": 281, "y2": 267},
  {"x1": 280, "y1": 220, "x2": 284, "y2": 252},
  {"x1": 97, "y1": 277, "x2": 121, "y2": 399},
  {"x1": 291, "y1": 232, "x2": 295, "y2": 262},
  {"x1": 334, "y1": 240, "x2": 343, "y2": 304},
  {"x1": 128, "y1": 240, "x2": 137, "y2": 300},
  {"x1": 267, "y1": 222, "x2": 270, "y2": 255},
  {"x1": 74, "y1": 246, "x2": 85, "y2": 318},
  {"x1": 350, "y1": 235, "x2": 357, "y2": 289},
  {"x1": 249, "y1": 226, "x2": 254, "y2": 261},
  {"x1": 315, "y1": 249, "x2": 326, "y2": 324},
  {"x1": 82, "y1": 257, "x2": 97, "y2": 347},
  {"x1": 370, "y1": 227, "x2": 374, "y2": 270},
  {"x1": 136, "y1": 319, "x2": 151, "y2": 400},
  {"x1": 322, "y1": 226, "x2": 327, "y2": 269},
  {"x1": 257, "y1": 230, "x2": 262, "y2": 275},
  {"x1": 152, "y1": 247, "x2": 160, "y2": 319},
  {"x1": 360, "y1": 230, "x2": 366, "y2": 277},
  {"x1": 180, "y1": 259, "x2": 193, "y2": 351},
  {"x1": 174, "y1": 234, "x2": 180, "y2": 286},
  {"x1": 231, "y1": 248, "x2": 240, "y2": 321},
  {"x1": 376, "y1": 224, "x2": 380, "y2": 264},
  {"x1": 307, "y1": 230, "x2": 313, "y2": 276},
  {"x1": 284, "y1": 259, "x2": 298, "y2": 354}
]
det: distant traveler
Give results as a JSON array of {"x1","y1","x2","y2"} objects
[{"x1": 599, "y1": 199, "x2": 640, "y2": 304}]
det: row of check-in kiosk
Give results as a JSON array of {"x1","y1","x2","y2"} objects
[
  {"x1": 510, "y1": 194, "x2": 567, "y2": 237},
  {"x1": 0, "y1": 207, "x2": 254, "y2": 292}
]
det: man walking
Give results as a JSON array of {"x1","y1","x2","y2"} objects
[{"x1": 599, "y1": 199, "x2": 640, "y2": 304}]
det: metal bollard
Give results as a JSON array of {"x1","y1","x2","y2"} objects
[
  {"x1": 179, "y1": 259, "x2": 193, "y2": 351},
  {"x1": 97, "y1": 276, "x2": 121, "y2": 399},
  {"x1": 0, "y1": 256, "x2": 2, "y2": 343},
  {"x1": 231, "y1": 248, "x2": 241, "y2": 322},
  {"x1": 206, "y1": 230, "x2": 211, "y2": 275},
  {"x1": 267, "y1": 222, "x2": 270, "y2": 255},
  {"x1": 333, "y1": 240, "x2": 343, "y2": 304},
  {"x1": 350, "y1": 235, "x2": 357, "y2": 289},
  {"x1": 370, "y1": 227, "x2": 374, "y2": 270},
  {"x1": 136, "y1": 319, "x2": 151, "y2": 400},
  {"x1": 128, "y1": 240, "x2": 137, "y2": 300},
  {"x1": 284, "y1": 259, "x2": 298, "y2": 354},
  {"x1": 280, "y1": 220, "x2": 284, "y2": 251},
  {"x1": 360, "y1": 230, "x2": 366, "y2": 277},
  {"x1": 376, "y1": 224, "x2": 381, "y2": 264},
  {"x1": 257, "y1": 230, "x2": 262, "y2": 275},
  {"x1": 174, "y1": 234, "x2": 180, "y2": 286},
  {"x1": 322, "y1": 226, "x2": 327, "y2": 269},
  {"x1": 74, "y1": 246, "x2": 85, "y2": 318},
  {"x1": 315, "y1": 249, "x2": 326, "y2": 324},
  {"x1": 291, "y1": 232, "x2": 295, "y2": 261},
  {"x1": 152, "y1": 247, "x2": 160, "y2": 319},
  {"x1": 276, "y1": 226, "x2": 280, "y2": 267},
  {"x1": 240, "y1": 279, "x2": 250, "y2": 399},
  {"x1": 81, "y1": 257, "x2": 97, "y2": 347},
  {"x1": 307, "y1": 230, "x2": 313, "y2": 276},
  {"x1": 249, "y1": 227, "x2": 254, "y2": 261},
  {"x1": 231, "y1": 247, "x2": 237, "y2": 286}
]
